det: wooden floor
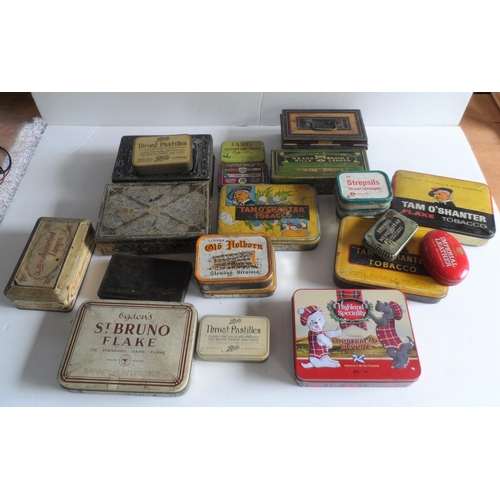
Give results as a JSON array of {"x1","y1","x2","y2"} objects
[{"x1": 0, "y1": 92, "x2": 499, "y2": 205}]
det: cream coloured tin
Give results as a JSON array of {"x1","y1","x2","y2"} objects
[
  {"x1": 4, "y1": 217, "x2": 95, "y2": 311},
  {"x1": 220, "y1": 141, "x2": 265, "y2": 164},
  {"x1": 58, "y1": 300, "x2": 198, "y2": 396},
  {"x1": 196, "y1": 315, "x2": 270, "y2": 362},
  {"x1": 336, "y1": 170, "x2": 392, "y2": 211}
]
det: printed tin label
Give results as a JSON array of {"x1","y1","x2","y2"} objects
[
  {"x1": 218, "y1": 164, "x2": 269, "y2": 189},
  {"x1": 293, "y1": 288, "x2": 420, "y2": 386},
  {"x1": 220, "y1": 141, "x2": 265, "y2": 164},
  {"x1": 337, "y1": 170, "x2": 392, "y2": 206},
  {"x1": 132, "y1": 135, "x2": 192, "y2": 169}
]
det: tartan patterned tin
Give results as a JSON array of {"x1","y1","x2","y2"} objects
[
  {"x1": 58, "y1": 300, "x2": 197, "y2": 396},
  {"x1": 4, "y1": 217, "x2": 95, "y2": 311},
  {"x1": 334, "y1": 216, "x2": 448, "y2": 303},
  {"x1": 196, "y1": 315, "x2": 270, "y2": 362},
  {"x1": 336, "y1": 170, "x2": 392, "y2": 211},
  {"x1": 94, "y1": 181, "x2": 210, "y2": 255},
  {"x1": 281, "y1": 109, "x2": 368, "y2": 149},
  {"x1": 271, "y1": 149, "x2": 370, "y2": 194},
  {"x1": 217, "y1": 163, "x2": 269, "y2": 189},
  {"x1": 293, "y1": 288, "x2": 420, "y2": 387},
  {"x1": 220, "y1": 141, "x2": 265, "y2": 164},
  {"x1": 217, "y1": 184, "x2": 320, "y2": 251},
  {"x1": 391, "y1": 170, "x2": 496, "y2": 246}
]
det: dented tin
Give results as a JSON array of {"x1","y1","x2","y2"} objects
[
  {"x1": 217, "y1": 163, "x2": 269, "y2": 189},
  {"x1": 293, "y1": 288, "x2": 420, "y2": 387},
  {"x1": 94, "y1": 181, "x2": 210, "y2": 255},
  {"x1": 334, "y1": 216, "x2": 448, "y2": 303},
  {"x1": 195, "y1": 233, "x2": 274, "y2": 291},
  {"x1": 58, "y1": 300, "x2": 197, "y2": 396},
  {"x1": 4, "y1": 217, "x2": 95, "y2": 311},
  {"x1": 196, "y1": 315, "x2": 270, "y2": 362},
  {"x1": 336, "y1": 170, "x2": 392, "y2": 211},
  {"x1": 391, "y1": 170, "x2": 496, "y2": 246},
  {"x1": 217, "y1": 184, "x2": 320, "y2": 251},
  {"x1": 220, "y1": 141, "x2": 265, "y2": 164}
]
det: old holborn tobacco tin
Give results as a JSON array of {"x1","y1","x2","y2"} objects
[
  {"x1": 195, "y1": 233, "x2": 274, "y2": 292},
  {"x1": 271, "y1": 149, "x2": 370, "y2": 194},
  {"x1": 4, "y1": 217, "x2": 95, "y2": 311},
  {"x1": 391, "y1": 170, "x2": 496, "y2": 246},
  {"x1": 58, "y1": 300, "x2": 197, "y2": 396},
  {"x1": 196, "y1": 315, "x2": 270, "y2": 362},
  {"x1": 217, "y1": 163, "x2": 269, "y2": 189},
  {"x1": 281, "y1": 109, "x2": 368, "y2": 149},
  {"x1": 217, "y1": 184, "x2": 320, "y2": 251},
  {"x1": 293, "y1": 288, "x2": 420, "y2": 387},
  {"x1": 94, "y1": 181, "x2": 210, "y2": 255},
  {"x1": 334, "y1": 216, "x2": 448, "y2": 303},
  {"x1": 220, "y1": 141, "x2": 265, "y2": 164}
]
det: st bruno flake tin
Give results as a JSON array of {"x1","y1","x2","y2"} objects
[
  {"x1": 217, "y1": 184, "x2": 320, "y2": 251},
  {"x1": 293, "y1": 288, "x2": 420, "y2": 387},
  {"x1": 4, "y1": 217, "x2": 95, "y2": 311},
  {"x1": 58, "y1": 300, "x2": 197, "y2": 396},
  {"x1": 334, "y1": 216, "x2": 448, "y2": 303},
  {"x1": 391, "y1": 170, "x2": 496, "y2": 246},
  {"x1": 220, "y1": 141, "x2": 265, "y2": 164},
  {"x1": 94, "y1": 181, "x2": 210, "y2": 255},
  {"x1": 196, "y1": 315, "x2": 270, "y2": 362},
  {"x1": 271, "y1": 149, "x2": 370, "y2": 194}
]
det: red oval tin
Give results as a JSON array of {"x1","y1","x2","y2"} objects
[{"x1": 419, "y1": 229, "x2": 469, "y2": 286}]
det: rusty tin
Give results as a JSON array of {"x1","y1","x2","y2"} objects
[
  {"x1": 196, "y1": 315, "x2": 270, "y2": 362},
  {"x1": 195, "y1": 233, "x2": 274, "y2": 291},
  {"x1": 4, "y1": 217, "x2": 95, "y2": 311},
  {"x1": 217, "y1": 163, "x2": 269, "y2": 189},
  {"x1": 220, "y1": 141, "x2": 265, "y2": 164},
  {"x1": 94, "y1": 181, "x2": 210, "y2": 255},
  {"x1": 391, "y1": 170, "x2": 496, "y2": 246},
  {"x1": 271, "y1": 149, "x2": 370, "y2": 194},
  {"x1": 58, "y1": 300, "x2": 197, "y2": 396},
  {"x1": 293, "y1": 288, "x2": 420, "y2": 387},
  {"x1": 217, "y1": 184, "x2": 320, "y2": 251},
  {"x1": 334, "y1": 216, "x2": 448, "y2": 303}
]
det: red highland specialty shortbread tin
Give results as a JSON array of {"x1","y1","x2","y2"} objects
[
  {"x1": 58, "y1": 300, "x2": 198, "y2": 396},
  {"x1": 292, "y1": 288, "x2": 421, "y2": 387}
]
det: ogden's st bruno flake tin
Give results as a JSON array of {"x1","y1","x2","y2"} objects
[
  {"x1": 293, "y1": 288, "x2": 421, "y2": 387},
  {"x1": 58, "y1": 300, "x2": 198, "y2": 396},
  {"x1": 217, "y1": 184, "x2": 320, "y2": 250},
  {"x1": 4, "y1": 217, "x2": 95, "y2": 311}
]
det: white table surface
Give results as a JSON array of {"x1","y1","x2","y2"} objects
[{"x1": 1, "y1": 124, "x2": 499, "y2": 407}]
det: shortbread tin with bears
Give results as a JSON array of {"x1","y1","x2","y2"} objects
[{"x1": 292, "y1": 288, "x2": 421, "y2": 387}]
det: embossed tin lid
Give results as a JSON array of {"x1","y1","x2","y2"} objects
[
  {"x1": 220, "y1": 141, "x2": 265, "y2": 164},
  {"x1": 336, "y1": 170, "x2": 392, "y2": 211},
  {"x1": 195, "y1": 233, "x2": 274, "y2": 291},
  {"x1": 197, "y1": 315, "x2": 270, "y2": 362},
  {"x1": 58, "y1": 300, "x2": 198, "y2": 396}
]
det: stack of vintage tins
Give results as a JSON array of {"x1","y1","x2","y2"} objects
[
  {"x1": 195, "y1": 233, "x2": 276, "y2": 298},
  {"x1": 217, "y1": 140, "x2": 269, "y2": 190}
]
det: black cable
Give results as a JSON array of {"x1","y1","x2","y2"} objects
[{"x1": 0, "y1": 146, "x2": 12, "y2": 175}]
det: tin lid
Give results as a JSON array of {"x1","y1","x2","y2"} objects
[
  {"x1": 58, "y1": 300, "x2": 198, "y2": 396},
  {"x1": 196, "y1": 315, "x2": 270, "y2": 362},
  {"x1": 217, "y1": 163, "x2": 269, "y2": 189},
  {"x1": 220, "y1": 141, "x2": 265, "y2": 164},
  {"x1": 336, "y1": 170, "x2": 392, "y2": 209}
]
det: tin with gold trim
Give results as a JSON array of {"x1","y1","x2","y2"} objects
[
  {"x1": 196, "y1": 315, "x2": 270, "y2": 362},
  {"x1": 334, "y1": 216, "x2": 448, "y2": 303},
  {"x1": 293, "y1": 288, "x2": 420, "y2": 387},
  {"x1": 217, "y1": 163, "x2": 269, "y2": 189},
  {"x1": 57, "y1": 300, "x2": 197, "y2": 396},
  {"x1": 217, "y1": 184, "x2": 320, "y2": 251},
  {"x1": 220, "y1": 141, "x2": 265, "y2": 164},
  {"x1": 4, "y1": 217, "x2": 95, "y2": 311}
]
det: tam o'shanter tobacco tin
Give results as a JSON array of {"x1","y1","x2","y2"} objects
[
  {"x1": 220, "y1": 141, "x2": 265, "y2": 164},
  {"x1": 58, "y1": 300, "x2": 197, "y2": 396}
]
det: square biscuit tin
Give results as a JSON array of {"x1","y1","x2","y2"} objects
[
  {"x1": 217, "y1": 184, "x2": 320, "y2": 251},
  {"x1": 196, "y1": 315, "x2": 270, "y2": 362},
  {"x1": 391, "y1": 170, "x2": 496, "y2": 246},
  {"x1": 220, "y1": 141, "x2": 265, "y2": 164},
  {"x1": 271, "y1": 149, "x2": 370, "y2": 194},
  {"x1": 293, "y1": 288, "x2": 420, "y2": 387},
  {"x1": 58, "y1": 300, "x2": 198, "y2": 396},
  {"x1": 4, "y1": 217, "x2": 95, "y2": 311},
  {"x1": 94, "y1": 181, "x2": 210, "y2": 255},
  {"x1": 217, "y1": 163, "x2": 269, "y2": 189},
  {"x1": 334, "y1": 216, "x2": 448, "y2": 303}
]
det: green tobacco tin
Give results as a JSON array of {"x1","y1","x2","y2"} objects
[{"x1": 220, "y1": 141, "x2": 265, "y2": 164}]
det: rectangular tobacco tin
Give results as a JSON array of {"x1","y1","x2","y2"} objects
[
  {"x1": 94, "y1": 181, "x2": 210, "y2": 255},
  {"x1": 334, "y1": 216, "x2": 448, "y2": 303},
  {"x1": 217, "y1": 184, "x2": 320, "y2": 251},
  {"x1": 58, "y1": 300, "x2": 197, "y2": 396},
  {"x1": 4, "y1": 217, "x2": 95, "y2": 311},
  {"x1": 132, "y1": 134, "x2": 193, "y2": 175},
  {"x1": 293, "y1": 288, "x2": 420, "y2": 387},
  {"x1": 336, "y1": 170, "x2": 392, "y2": 211},
  {"x1": 281, "y1": 109, "x2": 368, "y2": 148},
  {"x1": 220, "y1": 141, "x2": 265, "y2": 164},
  {"x1": 271, "y1": 149, "x2": 370, "y2": 194},
  {"x1": 196, "y1": 315, "x2": 270, "y2": 362},
  {"x1": 217, "y1": 163, "x2": 269, "y2": 189},
  {"x1": 98, "y1": 254, "x2": 192, "y2": 302},
  {"x1": 391, "y1": 170, "x2": 496, "y2": 246},
  {"x1": 195, "y1": 233, "x2": 274, "y2": 291}
]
